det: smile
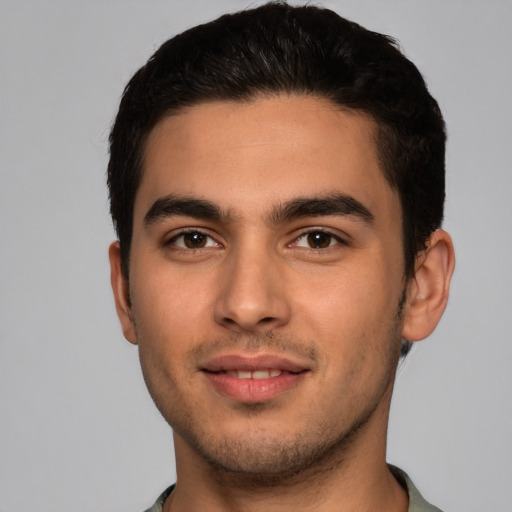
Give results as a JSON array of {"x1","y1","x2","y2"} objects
[
  {"x1": 224, "y1": 369, "x2": 284, "y2": 379},
  {"x1": 200, "y1": 355, "x2": 310, "y2": 402}
]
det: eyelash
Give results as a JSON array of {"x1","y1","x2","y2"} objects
[
  {"x1": 290, "y1": 229, "x2": 347, "y2": 250},
  {"x1": 165, "y1": 228, "x2": 347, "y2": 252},
  {"x1": 166, "y1": 229, "x2": 220, "y2": 251}
]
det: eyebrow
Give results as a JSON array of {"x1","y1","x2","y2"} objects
[
  {"x1": 144, "y1": 195, "x2": 228, "y2": 227},
  {"x1": 143, "y1": 192, "x2": 374, "y2": 228},
  {"x1": 269, "y1": 194, "x2": 374, "y2": 225}
]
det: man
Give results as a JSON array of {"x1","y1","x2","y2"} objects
[{"x1": 107, "y1": 2, "x2": 455, "y2": 511}]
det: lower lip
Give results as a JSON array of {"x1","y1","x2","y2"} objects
[{"x1": 202, "y1": 371, "x2": 306, "y2": 402}]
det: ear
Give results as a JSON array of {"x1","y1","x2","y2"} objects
[
  {"x1": 402, "y1": 229, "x2": 455, "y2": 342},
  {"x1": 108, "y1": 242, "x2": 137, "y2": 344}
]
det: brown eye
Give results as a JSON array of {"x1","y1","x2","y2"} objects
[
  {"x1": 183, "y1": 232, "x2": 208, "y2": 248},
  {"x1": 293, "y1": 230, "x2": 343, "y2": 250},
  {"x1": 306, "y1": 232, "x2": 333, "y2": 248},
  {"x1": 170, "y1": 231, "x2": 218, "y2": 250}
]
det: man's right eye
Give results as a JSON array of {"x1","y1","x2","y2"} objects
[{"x1": 168, "y1": 231, "x2": 219, "y2": 249}]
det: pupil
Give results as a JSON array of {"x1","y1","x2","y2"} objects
[
  {"x1": 308, "y1": 232, "x2": 331, "y2": 248},
  {"x1": 184, "y1": 232, "x2": 206, "y2": 248}
]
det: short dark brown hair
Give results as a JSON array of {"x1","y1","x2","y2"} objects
[{"x1": 108, "y1": 1, "x2": 446, "y2": 283}]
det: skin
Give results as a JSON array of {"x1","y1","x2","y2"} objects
[{"x1": 110, "y1": 95, "x2": 455, "y2": 512}]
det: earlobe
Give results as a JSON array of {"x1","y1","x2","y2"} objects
[
  {"x1": 402, "y1": 229, "x2": 455, "y2": 342},
  {"x1": 108, "y1": 242, "x2": 137, "y2": 344}
]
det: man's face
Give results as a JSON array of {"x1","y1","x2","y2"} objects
[{"x1": 121, "y1": 95, "x2": 408, "y2": 477}]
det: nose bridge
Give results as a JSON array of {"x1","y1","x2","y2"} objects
[{"x1": 214, "y1": 234, "x2": 290, "y2": 332}]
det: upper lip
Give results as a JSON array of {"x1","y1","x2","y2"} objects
[{"x1": 200, "y1": 354, "x2": 310, "y2": 373}]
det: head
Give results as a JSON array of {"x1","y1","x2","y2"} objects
[
  {"x1": 107, "y1": 2, "x2": 454, "y2": 484},
  {"x1": 108, "y1": 1, "x2": 446, "y2": 284}
]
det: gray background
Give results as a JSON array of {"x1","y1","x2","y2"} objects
[{"x1": 1, "y1": 1, "x2": 511, "y2": 511}]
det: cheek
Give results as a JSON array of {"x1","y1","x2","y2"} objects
[
  {"x1": 131, "y1": 271, "x2": 210, "y2": 405},
  {"x1": 130, "y1": 266, "x2": 215, "y2": 355},
  {"x1": 299, "y1": 266, "x2": 395, "y2": 321},
  {"x1": 293, "y1": 261, "x2": 402, "y2": 357}
]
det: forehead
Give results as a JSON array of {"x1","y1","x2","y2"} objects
[{"x1": 136, "y1": 95, "x2": 399, "y2": 222}]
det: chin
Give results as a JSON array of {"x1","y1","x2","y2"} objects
[{"x1": 173, "y1": 414, "x2": 369, "y2": 486}]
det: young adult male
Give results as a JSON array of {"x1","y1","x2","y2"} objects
[{"x1": 107, "y1": 3, "x2": 455, "y2": 511}]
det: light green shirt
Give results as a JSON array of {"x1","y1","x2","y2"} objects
[
  {"x1": 143, "y1": 466, "x2": 443, "y2": 512},
  {"x1": 390, "y1": 465, "x2": 443, "y2": 512}
]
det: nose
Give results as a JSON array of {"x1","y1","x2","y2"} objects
[{"x1": 213, "y1": 246, "x2": 291, "y2": 333}]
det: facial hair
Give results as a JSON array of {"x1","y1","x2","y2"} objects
[{"x1": 136, "y1": 294, "x2": 405, "y2": 489}]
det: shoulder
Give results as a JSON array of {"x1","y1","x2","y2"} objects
[
  {"x1": 141, "y1": 485, "x2": 175, "y2": 512},
  {"x1": 389, "y1": 465, "x2": 444, "y2": 512}
]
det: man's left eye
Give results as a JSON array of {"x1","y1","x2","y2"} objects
[{"x1": 294, "y1": 231, "x2": 341, "y2": 249}]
